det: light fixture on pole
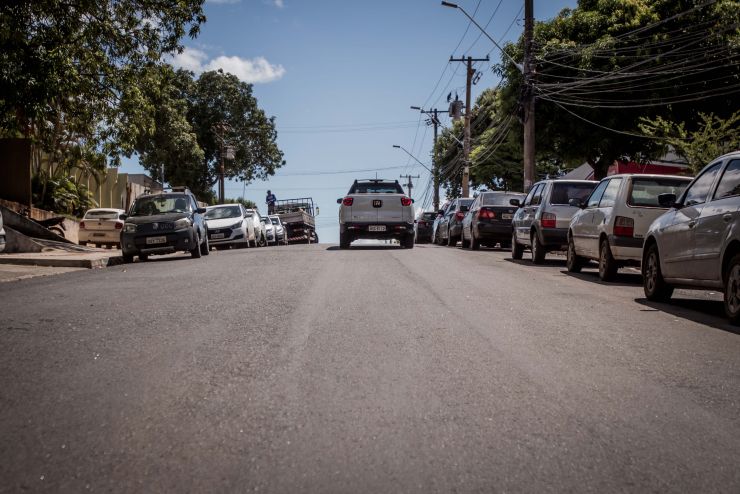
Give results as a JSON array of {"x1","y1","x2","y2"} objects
[{"x1": 392, "y1": 145, "x2": 432, "y2": 174}]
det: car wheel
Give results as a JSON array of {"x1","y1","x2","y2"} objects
[
  {"x1": 191, "y1": 234, "x2": 202, "y2": 258},
  {"x1": 566, "y1": 235, "x2": 585, "y2": 273},
  {"x1": 460, "y1": 230, "x2": 470, "y2": 249},
  {"x1": 201, "y1": 235, "x2": 210, "y2": 256},
  {"x1": 446, "y1": 228, "x2": 455, "y2": 247},
  {"x1": 470, "y1": 229, "x2": 480, "y2": 250},
  {"x1": 724, "y1": 254, "x2": 740, "y2": 325},
  {"x1": 122, "y1": 253, "x2": 134, "y2": 263},
  {"x1": 403, "y1": 233, "x2": 415, "y2": 249},
  {"x1": 139, "y1": 253, "x2": 149, "y2": 261},
  {"x1": 339, "y1": 231, "x2": 351, "y2": 249},
  {"x1": 531, "y1": 231, "x2": 546, "y2": 264},
  {"x1": 599, "y1": 239, "x2": 618, "y2": 281},
  {"x1": 511, "y1": 230, "x2": 524, "y2": 260},
  {"x1": 643, "y1": 243, "x2": 673, "y2": 302}
]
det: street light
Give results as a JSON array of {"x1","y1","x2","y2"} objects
[
  {"x1": 440, "y1": 1, "x2": 524, "y2": 73},
  {"x1": 392, "y1": 145, "x2": 433, "y2": 174}
]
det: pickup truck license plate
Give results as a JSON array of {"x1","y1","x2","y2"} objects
[
  {"x1": 502, "y1": 214, "x2": 512, "y2": 220},
  {"x1": 146, "y1": 236, "x2": 167, "y2": 245},
  {"x1": 211, "y1": 233, "x2": 225, "y2": 239},
  {"x1": 368, "y1": 225, "x2": 386, "y2": 232},
  {"x1": 93, "y1": 232, "x2": 106, "y2": 237}
]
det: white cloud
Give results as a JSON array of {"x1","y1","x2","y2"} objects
[
  {"x1": 273, "y1": 0, "x2": 285, "y2": 8},
  {"x1": 170, "y1": 47, "x2": 285, "y2": 84}
]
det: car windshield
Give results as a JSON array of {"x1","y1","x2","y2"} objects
[
  {"x1": 84, "y1": 210, "x2": 119, "y2": 220},
  {"x1": 204, "y1": 206, "x2": 242, "y2": 219},
  {"x1": 629, "y1": 177, "x2": 690, "y2": 207},
  {"x1": 349, "y1": 181, "x2": 405, "y2": 194},
  {"x1": 270, "y1": 218, "x2": 279, "y2": 224},
  {"x1": 551, "y1": 182, "x2": 597, "y2": 205},
  {"x1": 130, "y1": 195, "x2": 190, "y2": 216},
  {"x1": 482, "y1": 193, "x2": 525, "y2": 206}
]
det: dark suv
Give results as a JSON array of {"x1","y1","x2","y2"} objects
[{"x1": 120, "y1": 188, "x2": 210, "y2": 263}]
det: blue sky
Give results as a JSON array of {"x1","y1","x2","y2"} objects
[{"x1": 121, "y1": 0, "x2": 577, "y2": 243}]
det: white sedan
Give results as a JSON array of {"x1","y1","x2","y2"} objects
[
  {"x1": 79, "y1": 208, "x2": 126, "y2": 248},
  {"x1": 204, "y1": 204, "x2": 253, "y2": 249}
]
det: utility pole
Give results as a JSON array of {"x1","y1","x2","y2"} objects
[
  {"x1": 411, "y1": 106, "x2": 448, "y2": 211},
  {"x1": 450, "y1": 55, "x2": 489, "y2": 198},
  {"x1": 400, "y1": 174, "x2": 420, "y2": 197},
  {"x1": 523, "y1": 0, "x2": 536, "y2": 192}
]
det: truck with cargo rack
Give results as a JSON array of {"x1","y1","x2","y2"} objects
[{"x1": 273, "y1": 198, "x2": 317, "y2": 244}]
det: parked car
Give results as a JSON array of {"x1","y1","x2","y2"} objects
[
  {"x1": 269, "y1": 215, "x2": 289, "y2": 245},
  {"x1": 337, "y1": 179, "x2": 415, "y2": 249},
  {"x1": 120, "y1": 187, "x2": 209, "y2": 263},
  {"x1": 512, "y1": 179, "x2": 598, "y2": 264},
  {"x1": 436, "y1": 198, "x2": 474, "y2": 247},
  {"x1": 415, "y1": 211, "x2": 438, "y2": 243},
  {"x1": 430, "y1": 202, "x2": 451, "y2": 244},
  {"x1": 0, "y1": 210, "x2": 5, "y2": 253},
  {"x1": 567, "y1": 174, "x2": 691, "y2": 280},
  {"x1": 244, "y1": 208, "x2": 267, "y2": 247},
  {"x1": 204, "y1": 204, "x2": 252, "y2": 249},
  {"x1": 641, "y1": 152, "x2": 740, "y2": 323},
  {"x1": 461, "y1": 191, "x2": 526, "y2": 250},
  {"x1": 262, "y1": 216, "x2": 278, "y2": 245},
  {"x1": 78, "y1": 208, "x2": 126, "y2": 248}
]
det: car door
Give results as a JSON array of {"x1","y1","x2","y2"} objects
[
  {"x1": 574, "y1": 179, "x2": 609, "y2": 256},
  {"x1": 514, "y1": 185, "x2": 538, "y2": 244},
  {"x1": 521, "y1": 183, "x2": 544, "y2": 246},
  {"x1": 691, "y1": 158, "x2": 740, "y2": 280},
  {"x1": 464, "y1": 196, "x2": 480, "y2": 239},
  {"x1": 439, "y1": 201, "x2": 454, "y2": 239},
  {"x1": 659, "y1": 162, "x2": 722, "y2": 279},
  {"x1": 594, "y1": 178, "x2": 623, "y2": 249}
]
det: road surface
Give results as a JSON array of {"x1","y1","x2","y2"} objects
[{"x1": 1, "y1": 243, "x2": 739, "y2": 492}]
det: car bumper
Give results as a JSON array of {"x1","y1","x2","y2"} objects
[
  {"x1": 208, "y1": 227, "x2": 246, "y2": 245},
  {"x1": 121, "y1": 229, "x2": 196, "y2": 256},
  {"x1": 609, "y1": 235, "x2": 644, "y2": 261},
  {"x1": 540, "y1": 227, "x2": 568, "y2": 248},
  {"x1": 342, "y1": 222, "x2": 414, "y2": 239},
  {"x1": 449, "y1": 223, "x2": 463, "y2": 237},
  {"x1": 79, "y1": 231, "x2": 120, "y2": 244},
  {"x1": 476, "y1": 222, "x2": 512, "y2": 240}
]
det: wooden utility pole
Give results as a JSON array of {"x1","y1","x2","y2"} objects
[
  {"x1": 523, "y1": 0, "x2": 536, "y2": 192},
  {"x1": 412, "y1": 107, "x2": 449, "y2": 211},
  {"x1": 450, "y1": 55, "x2": 488, "y2": 198},
  {"x1": 400, "y1": 174, "x2": 420, "y2": 198}
]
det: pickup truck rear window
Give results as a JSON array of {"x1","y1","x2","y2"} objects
[
  {"x1": 629, "y1": 177, "x2": 690, "y2": 207},
  {"x1": 349, "y1": 182, "x2": 405, "y2": 194}
]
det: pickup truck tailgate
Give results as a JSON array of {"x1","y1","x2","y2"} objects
[{"x1": 345, "y1": 195, "x2": 408, "y2": 222}]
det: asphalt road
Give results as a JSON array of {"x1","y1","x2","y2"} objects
[{"x1": 2, "y1": 242, "x2": 740, "y2": 492}]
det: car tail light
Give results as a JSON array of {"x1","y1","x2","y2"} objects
[
  {"x1": 342, "y1": 197, "x2": 353, "y2": 206},
  {"x1": 401, "y1": 197, "x2": 413, "y2": 206},
  {"x1": 614, "y1": 216, "x2": 634, "y2": 237},
  {"x1": 478, "y1": 208, "x2": 495, "y2": 220},
  {"x1": 79, "y1": 221, "x2": 86, "y2": 229},
  {"x1": 541, "y1": 212, "x2": 556, "y2": 228},
  {"x1": 455, "y1": 211, "x2": 465, "y2": 221},
  {"x1": 418, "y1": 220, "x2": 426, "y2": 226},
  {"x1": 115, "y1": 222, "x2": 123, "y2": 230}
]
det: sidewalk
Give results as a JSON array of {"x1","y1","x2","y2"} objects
[{"x1": 0, "y1": 250, "x2": 123, "y2": 269}]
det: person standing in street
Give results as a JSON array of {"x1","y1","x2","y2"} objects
[{"x1": 266, "y1": 190, "x2": 277, "y2": 215}]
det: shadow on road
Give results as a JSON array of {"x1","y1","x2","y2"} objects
[
  {"x1": 635, "y1": 297, "x2": 739, "y2": 335},
  {"x1": 562, "y1": 269, "x2": 644, "y2": 287},
  {"x1": 504, "y1": 257, "x2": 567, "y2": 268},
  {"x1": 137, "y1": 254, "x2": 196, "y2": 263},
  {"x1": 326, "y1": 245, "x2": 404, "y2": 251}
]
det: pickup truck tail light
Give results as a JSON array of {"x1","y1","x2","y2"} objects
[
  {"x1": 455, "y1": 211, "x2": 465, "y2": 221},
  {"x1": 478, "y1": 208, "x2": 495, "y2": 220},
  {"x1": 80, "y1": 221, "x2": 86, "y2": 229},
  {"x1": 614, "y1": 216, "x2": 634, "y2": 237},
  {"x1": 401, "y1": 197, "x2": 413, "y2": 206},
  {"x1": 342, "y1": 197, "x2": 354, "y2": 206},
  {"x1": 541, "y1": 212, "x2": 556, "y2": 228}
]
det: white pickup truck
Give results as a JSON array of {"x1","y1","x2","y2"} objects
[{"x1": 337, "y1": 179, "x2": 415, "y2": 249}]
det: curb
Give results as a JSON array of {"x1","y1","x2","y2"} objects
[{"x1": 0, "y1": 255, "x2": 123, "y2": 269}]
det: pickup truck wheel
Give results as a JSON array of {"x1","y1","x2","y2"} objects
[
  {"x1": 339, "y1": 231, "x2": 351, "y2": 249},
  {"x1": 598, "y1": 240, "x2": 618, "y2": 281},
  {"x1": 531, "y1": 231, "x2": 546, "y2": 264},
  {"x1": 724, "y1": 254, "x2": 740, "y2": 325},
  {"x1": 403, "y1": 234, "x2": 415, "y2": 249},
  {"x1": 643, "y1": 244, "x2": 673, "y2": 302},
  {"x1": 511, "y1": 231, "x2": 524, "y2": 260}
]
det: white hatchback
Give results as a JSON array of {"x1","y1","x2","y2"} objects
[
  {"x1": 567, "y1": 174, "x2": 691, "y2": 280},
  {"x1": 79, "y1": 208, "x2": 126, "y2": 248}
]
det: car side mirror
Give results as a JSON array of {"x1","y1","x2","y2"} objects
[
  {"x1": 658, "y1": 193, "x2": 679, "y2": 208},
  {"x1": 337, "y1": 198, "x2": 342, "y2": 204},
  {"x1": 509, "y1": 198, "x2": 520, "y2": 207},
  {"x1": 196, "y1": 207, "x2": 207, "y2": 214},
  {"x1": 568, "y1": 198, "x2": 582, "y2": 208}
]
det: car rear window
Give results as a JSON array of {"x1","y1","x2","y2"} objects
[
  {"x1": 629, "y1": 177, "x2": 690, "y2": 207},
  {"x1": 349, "y1": 182, "x2": 405, "y2": 194},
  {"x1": 84, "y1": 210, "x2": 119, "y2": 219},
  {"x1": 482, "y1": 193, "x2": 525, "y2": 206},
  {"x1": 550, "y1": 183, "x2": 596, "y2": 205},
  {"x1": 421, "y1": 212, "x2": 437, "y2": 221}
]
